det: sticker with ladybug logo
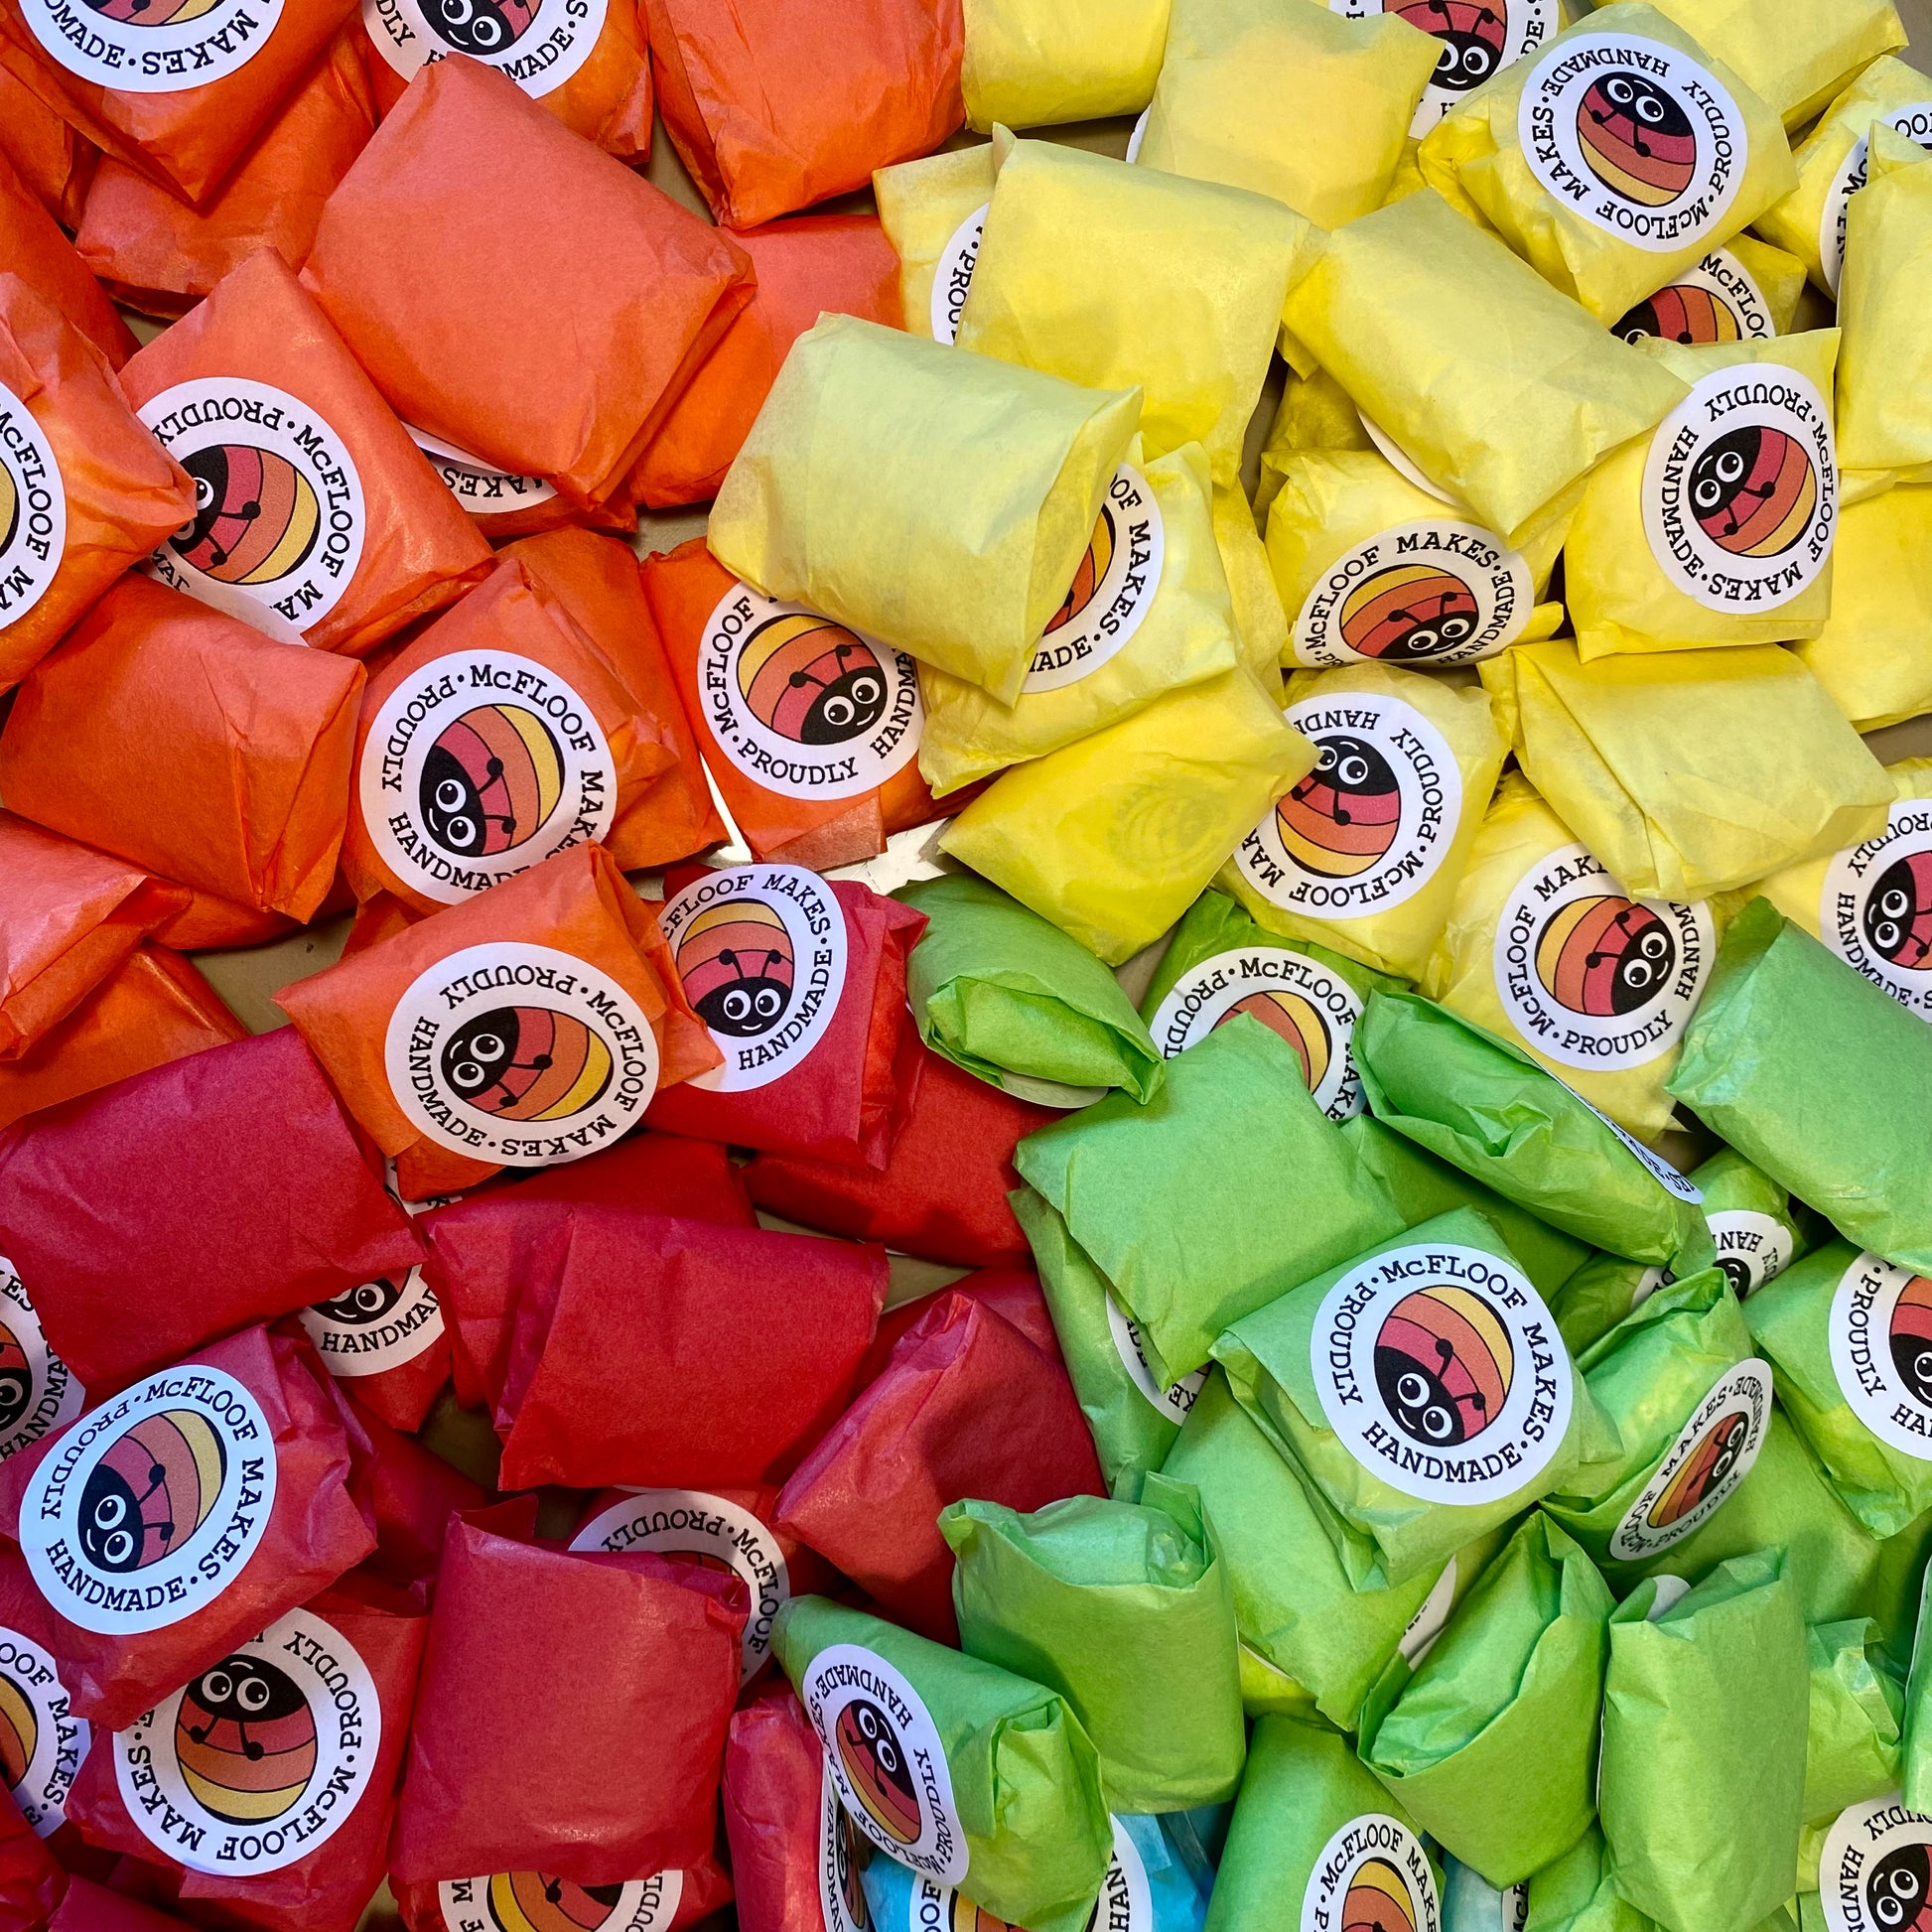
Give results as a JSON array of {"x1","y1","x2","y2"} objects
[
  {"x1": 1299, "y1": 1814, "x2": 1441, "y2": 1932},
  {"x1": 1023, "y1": 468, "x2": 1165, "y2": 694},
  {"x1": 1311, "y1": 1242, "x2": 1573, "y2": 1506},
  {"x1": 1819, "y1": 1795, "x2": 1932, "y2": 1932},
  {"x1": 0, "y1": 387, "x2": 65, "y2": 630},
  {"x1": 656, "y1": 866, "x2": 848, "y2": 1093},
  {"x1": 1643, "y1": 362, "x2": 1837, "y2": 613},
  {"x1": 1234, "y1": 693, "x2": 1461, "y2": 921},
  {"x1": 359, "y1": 649, "x2": 619, "y2": 902},
  {"x1": 301, "y1": 1162, "x2": 455, "y2": 1382},
  {"x1": 21, "y1": 1366, "x2": 275, "y2": 1635},
  {"x1": 1330, "y1": 0, "x2": 1558, "y2": 136},
  {"x1": 1493, "y1": 842, "x2": 1715, "y2": 1073},
  {"x1": 114, "y1": 1608, "x2": 379, "y2": 1874},
  {"x1": 1831, "y1": 1254, "x2": 1932, "y2": 1461},
  {"x1": 406, "y1": 425, "x2": 558, "y2": 518},
  {"x1": 0, "y1": 1259, "x2": 84, "y2": 1465},
  {"x1": 362, "y1": 0, "x2": 609, "y2": 97},
  {"x1": 930, "y1": 207, "x2": 989, "y2": 346},
  {"x1": 383, "y1": 940, "x2": 660, "y2": 1167},
  {"x1": 1147, "y1": 947, "x2": 1366, "y2": 1122},
  {"x1": 1612, "y1": 249, "x2": 1774, "y2": 345},
  {"x1": 0, "y1": 1624, "x2": 88, "y2": 1838},
  {"x1": 1609, "y1": 1357, "x2": 1771, "y2": 1560},
  {"x1": 1821, "y1": 801, "x2": 1932, "y2": 1021},
  {"x1": 698, "y1": 584, "x2": 922, "y2": 803},
  {"x1": 1292, "y1": 520, "x2": 1533, "y2": 670},
  {"x1": 1819, "y1": 103, "x2": 1932, "y2": 296},
  {"x1": 1517, "y1": 33, "x2": 1744, "y2": 251},
  {"x1": 14, "y1": 0, "x2": 284, "y2": 91},
  {"x1": 801, "y1": 1644, "x2": 966, "y2": 1884},
  {"x1": 819, "y1": 1762, "x2": 873, "y2": 1932},
  {"x1": 440, "y1": 1872, "x2": 683, "y2": 1932},
  {"x1": 1707, "y1": 1210, "x2": 1794, "y2": 1300}
]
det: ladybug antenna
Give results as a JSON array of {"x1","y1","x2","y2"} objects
[{"x1": 786, "y1": 640, "x2": 868, "y2": 692}]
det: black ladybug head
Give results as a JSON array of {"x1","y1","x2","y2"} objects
[
  {"x1": 1715, "y1": 1254, "x2": 1752, "y2": 1299},
  {"x1": 314, "y1": 1278, "x2": 405, "y2": 1326},
  {"x1": 1863, "y1": 853, "x2": 1932, "y2": 970},
  {"x1": 430, "y1": 0, "x2": 532, "y2": 52},
  {"x1": 1866, "y1": 1841, "x2": 1932, "y2": 1932},
  {"x1": 1375, "y1": 1340, "x2": 1464, "y2": 1447},
  {"x1": 1891, "y1": 1327, "x2": 1932, "y2": 1409},
  {"x1": 185, "y1": 1656, "x2": 307, "y2": 1742},
  {"x1": 693, "y1": 963, "x2": 791, "y2": 1037},
  {"x1": 794, "y1": 654, "x2": 888, "y2": 746},
  {"x1": 78, "y1": 1462, "x2": 151, "y2": 1573},
  {"x1": 421, "y1": 743, "x2": 494, "y2": 857}
]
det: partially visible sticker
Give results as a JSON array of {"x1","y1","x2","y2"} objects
[
  {"x1": 1024, "y1": 468, "x2": 1165, "y2": 693},
  {"x1": 819, "y1": 1759, "x2": 873, "y2": 1932},
  {"x1": 1612, "y1": 249, "x2": 1774, "y2": 344},
  {"x1": 930, "y1": 206, "x2": 988, "y2": 345},
  {"x1": 1555, "y1": 1077, "x2": 1704, "y2": 1202},
  {"x1": 1608, "y1": 1357, "x2": 1771, "y2": 1560},
  {"x1": 0, "y1": 1261, "x2": 84, "y2": 1463},
  {"x1": 406, "y1": 424, "x2": 558, "y2": 515},
  {"x1": 1106, "y1": 1295, "x2": 1206, "y2": 1426},
  {"x1": 0, "y1": 388, "x2": 66, "y2": 630},
  {"x1": 361, "y1": 0, "x2": 609, "y2": 96},
  {"x1": 1332, "y1": 0, "x2": 1559, "y2": 136},
  {"x1": 1819, "y1": 104, "x2": 1932, "y2": 294},
  {"x1": 1821, "y1": 800, "x2": 1932, "y2": 1020},
  {"x1": 0, "y1": 1625, "x2": 87, "y2": 1837},
  {"x1": 14, "y1": 0, "x2": 283, "y2": 91},
  {"x1": 299, "y1": 1268, "x2": 444, "y2": 1378},
  {"x1": 1817, "y1": 1795, "x2": 1932, "y2": 1932},
  {"x1": 1300, "y1": 1814, "x2": 1441, "y2": 1932},
  {"x1": 1707, "y1": 1209, "x2": 1793, "y2": 1299},
  {"x1": 1398, "y1": 1559, "x2": 1457, "y2": 1668},
  {"x1": 438, "y1": 1872, "x2": 683, "y2": 1932},
  {"x1": 1362, "y1": 414, "x2": 1459, "y2": 505},
  {"x1": 1830, "y1": 1253, "x2": 1932, "y2": 1461}
]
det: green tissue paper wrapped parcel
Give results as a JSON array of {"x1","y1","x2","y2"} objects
[{"x1": 1797, "y1": 1617, "x2": 1902, "y2": 1887}]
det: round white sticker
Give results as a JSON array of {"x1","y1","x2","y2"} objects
[
  {"x1": 697, "y1": 584, "x2": 922, "y2": 804},
  {"x1": 15, "y1": 0, "x2": 283, "y2": 90},
  {"x1": 1820, "y1": 104, "x2": 1932, "y2": 294},
  {"x1": 1612, "y1": 249, "x2": 1774, "y2": 345},
  {"x1": 1493, "y1": 843, "x2": 1715, "y2": 1073},
  {"x1": 1148, "y1": 946, "x2": 1365, "y2": 1121},
  {"x1": 406, "y1": 425, "x2": 557, "y2": 516},
  {"x1": 929, "y1": 206, "x2": 988, "y2": 346},
  {"x1": 359, "y1": 649, "x2": 617, "y2": 902},
  {"x1": 1097, "y1": 1818, "x2": 1155, "y2": 1932},
  {"x1": 361, "y1": 0, "x2": 607, "y2": 94},
  {"x1": 1105, "y1": 1294, "x2": 1205, "y2": 1425},
  {"x1": 801, "y1": 1645, "x2": 966, "y2": 1884},
  {"x1": 1024, "y1": 467, "x2": 1165, "y2": 693},
  {"x1": 1642, "y1": 363, "x2": 1837, "y2": 614},
  {"x1": 573, "y1": 1490, "x2": 788, "y2": 1683},
  {"x1": 1608, "y1": 1357, "x2": 1771, "y2": 1560},
  {"x1": 1362, "y1": 415, "x2": 1459, "y2": 506},
  {"x1": 1331, "y1": 0, "x2": 1558, "y2": 135},
  {"x1": 1821, "y1": 801, "x2": 1932, "y2": 1021},
  {"x1": 1831, "y1": 1253, "x2": 1932, "y2": 1461},
  {"x1": 1294, "y1": 520, "x2": 1533, "y2": 670},
  {"x1": 1311, "y1": 1242, "x2": 1573, "y2": 1506},
  {"x1": 819, "y1": 1760, "x2": 872, "y2": 1932},
  {"x1": 1235, "y1": 693, "x2": 1461, "y2": 920},
  {"x1": 1707, "y1": 1210, "x2": 1793, "y2": 1299},
  {"x1": 656, "y1": 867, "x2": 848, "y2": 1094},
  {"x1": 113, "y1": 1608, "x2": 379, "y2": 1875},
  {"x1": 383, "y1": 941, "x2": 660, "y2": 1167},
  {"x1": 1819, "y1": 1795, "x2": 1932, "y2": 1932},
  {"x1": 299, "y1": 1268, "x2": 444, "y2": 1379},
  {"x1": 0, "y1": 1261, "x2": 84, "y2": 1465},
  {"x1": 1300, "y1": 1815, "x2": 1441, "y2": 1932},
  {"x1": 0, "y1": 389, "x2": 65, "y2": 630},
  {"x1": 0, "y1": 1625, "x2": 87, "y2": 1838},
  {"x1": 22, "y1": 1366, "x2": 276, "y2": 1636},
  {"x1": 439, "y1": 1873, "x2": 683, "y2": 1932}
]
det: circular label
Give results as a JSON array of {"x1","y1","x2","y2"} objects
[
  {"x1": 1612, "y1": 249, "x2": 1774, "y2": 345},
  {"x1": 1707, "y1": 1209, "x2": 1793, "y2": 1298},
  {"x1": 1235, "y1": 693, "x2": 1461, "y2": 920},
  {"x1": 1608, "y1": 1356, "x2": 1771, "y2": 1560},
  {"x1": 929, "y1": 206, "x2": 988, "y2": 345},
  {"x1": 656, "y1": 867, "x2": 848, "y2": 1094},
  {"x1": 1300, "y1": 1815, "x2": 1441, "y2": 1932},
  {"x1": 1094, "y1": 1818, "x2": 1154, "y2": 1932},
  {"x1": 15, "y1": 0, "x2": 282, "y2": 89},
  {"x1": 697, "y1": 585, "x2": 922, "y2": 804},
  {"x1": 1105, "y1": 1294, "x2": 1206, "y2": 1425},
  {"x1": 1517, "y1": 33, "x2": 1745, "y2": 252},
  {"x1": 1024, "y1": 468, "x2": 1165, "y2": 694},
  {"x1": 1362, "y1": 415, "x2": 1459, "y2": 506},
  {"x1": 359, "y1": 649, "x2": 617, "y2": 902},
  {"x1": 801, "y1": 1645, "x2": 966, "y2": 1884},
  {"x1": 1821, "y1": 801, "x2": 1932, "y2": 1020},
  {"x1": 0, "y1": 1625, "x2": 87, "y2": 1838},
  {"x1": 1492, "y1": 843, "x2": 1715, "y2": 1072},
  {"x1": 819, "y1": 1760, "x2": 873, "y2": 1932},
  {"x1": 1819, "y1": 1796, "x2": 1932, "y2": 1932},
  {"x1": 1148, "y1": 946, "x2": 1365, "y2": 1121},
  {"x1": 1331, "y1": 0, "x2": 1558, "y2": 135},
  {"x1": 113, "y1": 1608, "x2": 380, "y2": 1875},
  {"x1": 383, "y1": 941, "x2": 660, "y2": 1167},
  {"x1": 1642, "y1": 362, "x2": 1837, "y2": 613},
  {"x1": 298, "y1": 1267, "x2": 444, "y2": 1379},
  {"x1": 439, "y1": 1873, "x2": 683, "y2": 1932},
  {"x1": 1831, "y1": 1254, "x2": 1932, "y2": 1460},
  {"x1": 22, "y1": 1367, "x2": 276, "y2": 1635},
  {"x1": 1820, "y1": 104, "x2": 1932, "y2": 295},
  {"x1": 361, "y1": 0, "x2": 607, "y2": 94},
  {"x1": 406, "y1": 425, "x2": 557, "y2": 517},
  {"x1": 572, "y1": 1490, "x2": 788, "y2": 1683},
  {"x1": 1293, "y1": 520, "x2": 1533, "y2": 670},
  {"x1": 0, "y1": 1261, "x2": 83, "y2": 1465},
  {"x1": 0, "y1": 389, "x2": 65, "y2": 630},
  {"x1": 1311, "y1": 1242, "x2": 1573, "y2": 1506}
]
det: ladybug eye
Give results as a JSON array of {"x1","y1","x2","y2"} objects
[
  {"x1": 821, "y1": 696, "x2": 855, "y2": 727},
  {"x1": 721, "y1": 989, "x2": 752, "y2": 1022},
  {"x1": 851, "y1": 675, "x2": 883, "y2": 707},
  {"x1": 1636, "y1": 93, "x2": 1665, "y2": 123},
  {"x1": 434, "y1": 779, "x2": 467, "y2": 812},
  {"x1": 755, "y1": 989, "x2": 782, "y2": 1018},
  {"x1": 195, "y1": 477, "x2": 214, "y2": 509},
  {"x1": 1396, "y1": 1371, "x2": 1430, "y2": 1410},
  {"x1": 91, "y1": 1492, "x2": 126, "y2": 1530},
  {"x1": 202, "y1": 1671, "x2": 233, "y2": 1704},
  {"x1": 1337, "y1": 755, "x2": 1371, "y2": 786},
  {"x1": 237, "y1": 1675, "x2": 272, "y2": 1713},
  {"x1": 1716, "y1": 451, "x2": 1745, "y2": 484},
  {"x1": 1605, "y1": 76, "x2": 1634, "y2": 104}
]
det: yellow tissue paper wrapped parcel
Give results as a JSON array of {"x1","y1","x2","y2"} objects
[
  {"x1": 1795, "y1": 484, "x2": 1932, "y2": 732},
  {"x1": 940, "y1": 671, "x2": 1315, "y2": 965},
  {"x1": 960, "y1": 0, "x2": 1170, "y2": 134},
  {"x1": 1423, "y1": 770, "x2": 1722, "y2": 1139},
  {"x1": 1209, "y1": 483, "x2": 1290, "y2": 699},
  {"x1": 1479, "y1": 638, "x2": 1892, "y2": 899},
  {"x1": 1280, "y1": 189, "x2": 1688, "y2": 545},
  {"x1": 873, "y1": 146, "x2": 998, "y2": 345},
  {"x1": 956, "y1": 136, "x2": 1318, "y2": 487},
  {"x1": 1565, "y1": 330, "x2": 1840, "y2": 657},
  {"x1": 1418, "y1": 1, "x2": 1795, "y2": 327},
  {"x1": 707, "y1": 314, "x2": 1141, "y2": 707},
  {"x1": 916, "y1": 441, "x2": 1242, "y2": 795},
  {"x1": 1218, "y1": 660, "x2": 1506, "y2": 982}
]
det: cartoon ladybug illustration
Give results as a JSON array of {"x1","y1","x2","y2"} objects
[
  {"x1": 833, "y1": 1808, "x2": 872, "y2": 1932},
  {"x1": 836, "y1": 1698, "x2": 922, "y2": 1847},
  {"x1": 1534, "y1": 894, "x2": 1677, "y2": 1018},
  {"x1": 0, "y1": 1318, "x2": 32, "y2": 1438},
  {"x1": 950, "y1": 1898, "x2": 1010, "y2": 1932},
  {"x1": 1046, "y1": 505, "x2": 1117, "y2": 636},
  {"x1": 0, "y1": 1673, "x2": 37, "y2": 1793},
  {"x1": 79, "y1": 0, "x2": 217, "y2": 25},
  {"x1": 1614, "y1": 283, "x2": 1743, "y2": 345},
  {"x1": 1375, "y1": 1284, "x2": 1514, "y2": 1448},
  {"x1": 1715, "y1": 1254, "x2": 1753, "y2": 1300},
  {"x1": 1342, "y1": 1856, "x2": 1418, "y2": 1932},
  {"x1": 1888, "y1": 1275, "x2": 1932, "y2": 1410},
  {"x1": 0, "y1": 463, "x2": 17, "y2": 562},
  {"x1": 312, "y1": 1278, "x2": 405, "y2": 1327},
  {"x1": 1863, "y1": 851, "x2": 1932, "y2": 971},
  {"x1": 420, "y1": 704, "x2": 565, "y2": 860},
  {"x1": 738, "y1": 614, "x2": 892, "y2": 747},
  {"x1": 441, "y1": 1007, "x2": 614, "y2": 1123},
  {"x1": 1863, "y1": 1840, "x2": 1932, "y2": 1932},
  {"x1": 1216, "y1": 990, "x2": 1333, "y2": 1096},
  {"x1": 674, "y1": 897, "x2": 794, "y2": 1039},
  {"x1": 429, "y1": 0, "x2": 535, "y2": 53},
  {"x1": 78, "y1": 1408, "x2": 226, "y2": 1575},
  {"x1": 1393, "y1": 0, "x2": 1507, "y2": 94},
  {"x1": 1578, "y1": 69, "x2": 1697, "y2": 207},
  {"x1": 1689, "y1": 426, "x2": 1818, "y2": 558},
  {"x1": 1277, "y1": 735, "x2": 1403, "y2": 881},
  {"x1": 175, "y1": 1655, "x2": 317, "y2": 1825},
  {"x1": 1338, "y1": 563, "x2": 1481, "y2": 663},
  {"x1": 485, "y1": 1872, "x2": 631, "y2": 1932},
  {"x1": 171, "y1": 446, "x2": 321, "y2": 586},
  {"x1": 1646, "y1": 1409, "x2": 1749, "y2": 1529}
]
